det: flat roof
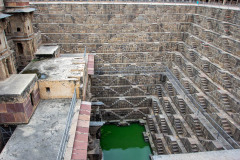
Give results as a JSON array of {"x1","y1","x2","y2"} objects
[
  {"x1": 35, "y1": 45, "x2": 59, "y2": 56},
  {"x1": 0, "y1": 74, "x2": 37, "y2": 96},
  {"x1": 23, "y1": 57, "x2": 85, "y2": 81},
  {"x1": 0, "y1": 13, "x2": 11, "y2": 19},
  {"x1": 5, "y1": 8, "x2": 35, "y2": 13},
  {"x1": 0, "y1": 99, "x2": 71, "y2": 160}
]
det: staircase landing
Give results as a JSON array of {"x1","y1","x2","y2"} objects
[{"x1": 152, "y1": 149, "x2": 240, "y2": 160}]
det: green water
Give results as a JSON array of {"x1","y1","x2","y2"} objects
[{"x1": 100, "y1": 123, "x2": 151, "y2": 160}]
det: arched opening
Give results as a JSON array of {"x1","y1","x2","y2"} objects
[{"x1": 17, "y1": 43, "x2": 23, "y2": 55}]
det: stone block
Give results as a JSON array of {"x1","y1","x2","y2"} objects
[
  {"x1": 0, "y1": 113, "x2": 15, "y2": 123},
  {"x1": 71, "y1": 151, "x2": 87, "y2": 160},
  {"x1": 14, "y1": 112, "x2": 27, "y2": 122},
  {"x1": 25, "y1": 106, "x2": 33, "y2": 119},
  {"x1": 76, "y1": 127, "x2": 89, "y2": 134},
  {"x1": 79, "y1": 110, "x2": 90, "y2": 115},
  {"x1": 77, "y1": 120, "x2": 89, "y2": 128},
  {"x1": 81, "y1": 105, "x2": 91, "y2": 111},
  {"x1": 73, "y1": 141, "x2": 88, "y2": 150},
  {"x1": 0, "y1": 103, "x2": 7, "y2": 113},
  {"x1": 75, "y1": 133, "x2": 88, "y2": 142},
  {"x1": 6, "y1": 103, "x2": 24, "y2": 113}
]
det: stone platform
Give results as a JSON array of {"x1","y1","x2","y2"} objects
[
  {"x1": 152, "y1": 149, "x2": 240, "y2": 160},
  {"x1": 0, "y1": 99, "x2": 71, "y2": 160},
  {"x1": 0, "y1": 74, "x2": 36, "y2": 96}
]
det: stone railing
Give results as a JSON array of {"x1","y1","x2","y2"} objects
[{"x1": 29, "y1": 0, "x2": 239, "y2": 7}]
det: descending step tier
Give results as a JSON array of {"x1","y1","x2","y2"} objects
[{"x1": 30, "y1": 2, "x2": 240, "y2": 158}]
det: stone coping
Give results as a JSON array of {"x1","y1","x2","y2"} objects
[
  {"x1": 35, "y1": 45, "x2": 59, "y2": 55},
  {"x1": 87, "y1": 55, "x2": 94, "y2": 75},
  {"x1": 0, "y1": 74, "x2": 37, "y2": 96},
  {"x1": 71, "y1": 101, "x2": 91, "y2": 160},
  {"x1": 30, "y1": 2, "x2": 240, "y2": 11}
]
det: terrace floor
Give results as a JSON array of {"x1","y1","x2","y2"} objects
[{"x1": 0, "y1": 99, "x2": 71, "y2": 160}]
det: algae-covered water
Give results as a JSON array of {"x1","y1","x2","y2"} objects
[{"x1": 100, "y1": 123, "x2": 151, "y2": 160}]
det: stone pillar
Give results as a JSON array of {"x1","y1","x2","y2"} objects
[
  {"x1": 3, "y1": 59, "x2": 9, "y2": 78},
  {"x1": 0, "y1": 60, "x2": 7, "y2": 80},
  {"x1": 6, "y1": 56, "x2": 16, "y2": 74},
  {"x1": 11, "y1": 55, "x2": 16, "y2": 74}
]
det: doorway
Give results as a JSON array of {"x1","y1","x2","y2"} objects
[{"x1": 17, "y1": 43, "x2": 23, "y2": 55}]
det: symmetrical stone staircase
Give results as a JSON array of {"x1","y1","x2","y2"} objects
[
  {"x1": 198, "y1": 96, "x2": 207, "y2": 111},
  {"x1": 191, "y1": 144, "x2": 198, "y2": 152},
  {"x1": 222, "y1": 75, "x2": 232, "y2": 89},
  {"x1": 167, "y1": 83, "x2": 174, "y2": 96},
  {"x1": 221, "y1": 94, "x2": 232, "y2": 112},
  {"x1": 174, "y1": 119, "x2": 183, "y2": 135},
  {"x1": 159, "y1": 118, "x2": 168, "y2": 134},
  {"x1": 171, "y1": 141, "x2": 180, "y2": 154},
  {"x1": 183, "y1": 80, "x2": 191, "y2": 93},
  {"x1": 220, "y1": 118, "x2": 232, "y2": 137},
  {"x1": 200, "y1": 77, "x2": 209, "y2": 92},
  {"x1": 156, "y1": 138, "x2": 165, "y2": 155},
  {"x1": 186, "y1": 65, "x2": 193, "y2": 77},
  {"x1": 164, "y1": 100, "x2": 172, "y2": 114},
  {"x1": 193, "y1": 118, "x2": 203, "y2": 137},
  {"x1": 203, "y1": 62, "x2": 210, "y2": 73},
  {"x1": 156, "y1": 85, "x2": 163, "y2": 98},
  {"x1": 178, "y1": 99, "x2": 186, "y2": 114},
  {"x1": 153, "y1": 101, "x2": 159, "y2": 114},
  {"x1": 31, "y1": 2, "x2": 240, "y2": 156},
  {"x1": 148, "y1": 116, "x2": 156, "y2": 132}
]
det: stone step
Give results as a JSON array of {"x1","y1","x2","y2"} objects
[
  {"x1": 171, "y1": 142, "x2": 179, "y2": 153},
  {"x1": 191, "y1": 144, "x2": 198, "y2": 152}
]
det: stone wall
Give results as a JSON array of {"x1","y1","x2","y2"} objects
[
  {"x1": 0, "y1": 82, "x2": 40, "y2": 124},
  {"x1": 38, "y1": 80, "x2": 80, "y2": 99},
  {"x1": 30, "y1": 2, "x2": 240, "y2": 156},
  {"x1": 29, "y1": 0, "x2": 239, "y2": 5}
]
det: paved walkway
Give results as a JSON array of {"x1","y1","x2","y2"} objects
[{"x1": 0, "y1": 99, "x2": 71, "y2": 160}]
